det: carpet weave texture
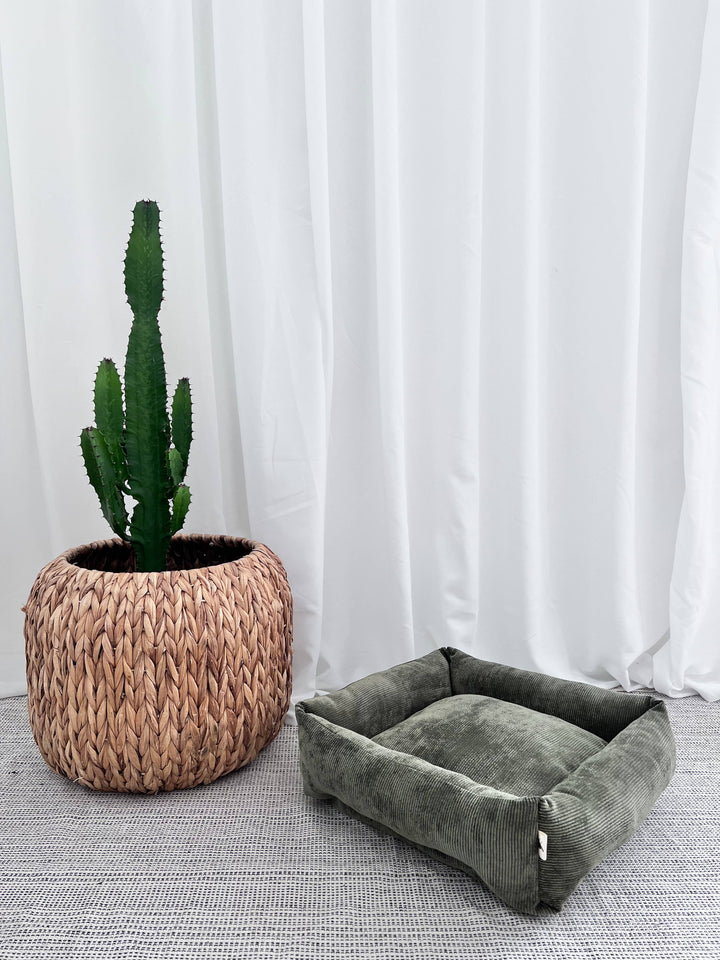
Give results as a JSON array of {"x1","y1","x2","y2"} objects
[{"x1": 1, "y1": 691, "x2": 718, "y2": 959}]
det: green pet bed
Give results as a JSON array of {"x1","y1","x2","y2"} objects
[{"x1": 296, "y1": 648, "x2": 676, "y2": 914}]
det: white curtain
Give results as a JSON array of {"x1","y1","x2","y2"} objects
[
  {"x1": 663, "y1": 0, "x2": 720, "y2": 701},
  {"x1": 1, "y1": 0, "x2": 717, "y2": 703}
]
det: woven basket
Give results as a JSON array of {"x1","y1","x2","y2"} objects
[{"x1": 23, "y1": 534, "x2": 292, "y2": 793}]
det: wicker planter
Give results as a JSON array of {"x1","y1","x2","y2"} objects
[{"x1": 23, "y1": 534, "x2": 292, "y2": 793}]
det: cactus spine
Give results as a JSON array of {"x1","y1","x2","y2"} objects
[{"x1": 81, "y1": 200, "x2": 192, "y2": 572}]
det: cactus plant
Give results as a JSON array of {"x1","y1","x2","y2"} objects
[{"x1": 80, "y1": 200, "x2": 192, "y2": 572}]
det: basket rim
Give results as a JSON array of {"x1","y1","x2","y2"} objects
[{"x1": 55, "y1": 533, "x2": 264, "y2": 580}]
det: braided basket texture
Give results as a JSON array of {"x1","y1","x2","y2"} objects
[{"x1": 24, "y1": 534, "x2": 292, "y2": 793}]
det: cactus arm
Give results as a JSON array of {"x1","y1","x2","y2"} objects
[
  {"x1": 168, "y1": 447, "x2": 184, "y2": 489},
  {"x1": 80, "y1": 427, "x2": 129, "y2": 539},
  {"x1": 123, "y1": 200, "x2": 172, "y2": 571},
  {"x1": 93, "y1": 358, "x2": 127, "y2": 481},
  {"x1": 94, "y1": 358, "x2": 123, "y2": 441},
  {"x1": 171, "y1": 377, "x2": 192, "y2": 478},
  {"x1": 171, "y1": 484, "x2": 191, "y2": 535}
]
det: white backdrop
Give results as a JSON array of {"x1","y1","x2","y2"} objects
[{"x1": 1, "y1": 0, "x2": 717, "y2": 702}]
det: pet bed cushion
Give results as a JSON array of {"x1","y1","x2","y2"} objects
[
  {"x1": 372, "y1": 694, "x2": 607, "y2": 797},
  {"x1": 295, "y1": 647, "x2": 675, "y2": 914}
]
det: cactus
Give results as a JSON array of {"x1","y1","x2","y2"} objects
[{"x1": 80, "y1": 200, "x2": 192, "y2": 572}]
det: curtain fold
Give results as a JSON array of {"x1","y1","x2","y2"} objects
[
  {"x1": 370, "y1": 0, "x2": 417, "y2": 678},
  {"x1": 0, "y1": 0, "x2": 716, "y2": 702},
  {"x1": 0, "y1": 46, "x2": 55, "y2": 698},
  {"x1": 661, "y1": 0, "x2": 720, "y2": 699}
]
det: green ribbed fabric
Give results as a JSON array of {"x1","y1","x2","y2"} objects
[
  {"x1": 301, "y1": 651, "x2": 452, "y2": 739},
  {"x1": 296, "y1": 648, "x2": 676, "y2": 914},
  {"x1": 372, "y1": 694, "x2": 607, "y2": 796},
  {"x1": 537, "y1": 699, "x2": 676, "y2": 909},
  {"x1": 447, "y1": 649, "x2": 656, "y2": 741}
]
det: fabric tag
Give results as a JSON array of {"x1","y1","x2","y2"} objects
[{"x1": 538, "y1": 830, "x2": 548, "y2": 861}]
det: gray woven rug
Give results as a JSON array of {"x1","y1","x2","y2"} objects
[{"x1": 1, "y1": 692, "x2": 718, "y2": 959}]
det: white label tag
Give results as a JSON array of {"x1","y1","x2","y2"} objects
[{"x1": 538, "y1": 830, "x2": 548, "y2": 861}]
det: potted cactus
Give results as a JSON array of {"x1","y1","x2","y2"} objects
[{"x1": 23, "y1": 200, "x2": 292, "y2": 793}]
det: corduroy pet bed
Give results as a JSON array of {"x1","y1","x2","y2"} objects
[
  {"x1": 296, "y1": 648, "x2": 676, "y2": 914},
  {"x1": 24, "y1": 534, "x2": 292, "y2": 794}
]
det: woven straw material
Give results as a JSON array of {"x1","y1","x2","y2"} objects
[{"x1": 23, "y1": 535, "x2": 292, "y2": 793}]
